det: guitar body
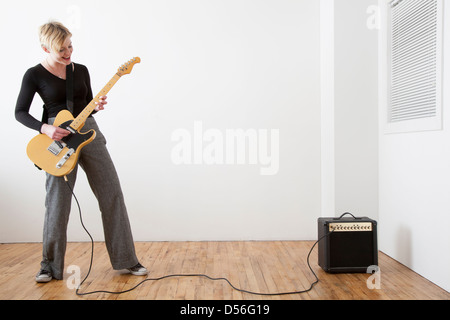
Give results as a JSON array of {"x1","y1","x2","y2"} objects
[{"x1": 27, "y1": 110, "x2": 96, "y2": 177}]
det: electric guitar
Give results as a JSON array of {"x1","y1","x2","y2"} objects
[{"x1": 27, "y1": 57, "x2": 140, "y2": 177}]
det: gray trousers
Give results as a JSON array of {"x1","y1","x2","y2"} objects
[{"x1": 41, "y1": 117, "x2": 138, "y2": 280}]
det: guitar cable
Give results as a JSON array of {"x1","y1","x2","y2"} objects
[{"x1": 63, "y1": 177, "x2": 332, "y2": 297}]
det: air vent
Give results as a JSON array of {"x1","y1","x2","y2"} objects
[{"x1": 387, "y1": 0, "x2": 442, "y2": 132}]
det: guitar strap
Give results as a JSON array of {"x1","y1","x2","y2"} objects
[
  {"x1": 41, "y1": 64, "x2": 74, "y2": 123},
  {"x1": 36, "y1": 64, "x2": 74, "y2": 172},
  {"x1": 66, "y1": 63, "x2": 74, "y2": 114},
  {"x1": 41, "y1": 105, "x2": 49, "y2": 124}
]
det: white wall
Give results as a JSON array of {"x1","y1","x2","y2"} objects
[
  {"x1": 320, "y1": 0, "x2": 379, "y2": 219},
  {"x1": 334, "y1": 0, "x2": 379, "y2": 219},
  {"x1": 320, "y1": 0, "x2": 336, "y2": 218},
  {"x1": 378, "y1": 0, "x2": 450, "y2": 292},
  {"x1": 0, "y1": 0, "x2": 321, "y2": 242}
]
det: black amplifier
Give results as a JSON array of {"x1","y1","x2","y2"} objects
[{"x1": 318, "y1": 213, "x2": 378, "y2": 273}]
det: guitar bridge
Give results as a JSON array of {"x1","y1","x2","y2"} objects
[
  {"x1": 48, "y1": 141, "x2": 67, "y2": 156},
  {"x1": 56, "y1": 149, "x2": 75, "y2": 169}
]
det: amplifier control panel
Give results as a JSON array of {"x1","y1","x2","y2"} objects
[{"x1": 328, "y1": 222, "x2": 373, "y2": 232}]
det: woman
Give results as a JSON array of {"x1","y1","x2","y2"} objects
[{"x1": 15, "y1": 21, "x2": 147, "y2": 283}]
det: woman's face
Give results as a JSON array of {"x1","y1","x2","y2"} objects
[{"x1": 47, "y1": 37, "x2": 73, "y2": 66}]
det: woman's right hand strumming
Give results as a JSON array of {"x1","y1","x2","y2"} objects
[{"x1": 41, "y1": 123, "x2": 71, "y2": 141}]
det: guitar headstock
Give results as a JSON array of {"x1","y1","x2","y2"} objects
[{"x1": 117, "y1": 57, "x2": 141, "y2": 76}]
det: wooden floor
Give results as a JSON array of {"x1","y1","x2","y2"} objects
[{"x1": 0, "y1": 241, "x2": 448, "y2": 300}]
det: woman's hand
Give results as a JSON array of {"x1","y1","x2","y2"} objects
[
  {"x1": 41, "y1": 124, "x2": 71, "y2": 141},
  {"x1": 95, "y1": 96, "x2": 108, "y2": 112}
]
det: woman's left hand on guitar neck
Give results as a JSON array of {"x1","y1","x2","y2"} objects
[{"x1": 95, "y1": 96, "x2": 108, "y2": 112}]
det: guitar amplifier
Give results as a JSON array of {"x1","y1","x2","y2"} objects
[{"x1": 318, "y1": 213, "x2": 378, "y2": 273}]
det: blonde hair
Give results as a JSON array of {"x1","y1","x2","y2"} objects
[{"x1": 39, "y1": 21, "x2": 72, "y2": 52}]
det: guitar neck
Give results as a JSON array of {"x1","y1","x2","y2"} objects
[{"x1": 70, "y1": 73, "x2": 121, "y2": 131}]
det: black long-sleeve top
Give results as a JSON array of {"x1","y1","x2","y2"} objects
[{"x1": 15, "y1": 63, "x2": 94, "y2": 132}]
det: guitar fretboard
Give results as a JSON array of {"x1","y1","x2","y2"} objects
[{"x1": 70, "y1": 73, "x2": 121, "y2": 131}]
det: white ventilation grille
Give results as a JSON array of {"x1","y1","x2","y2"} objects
[{"x1": 388, "y1": 0, "x2": 442, "y2": 132}]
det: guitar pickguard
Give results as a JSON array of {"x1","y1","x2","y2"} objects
[{"x1": 58, "y1": 121, "x2": 95, "y2": 152}]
